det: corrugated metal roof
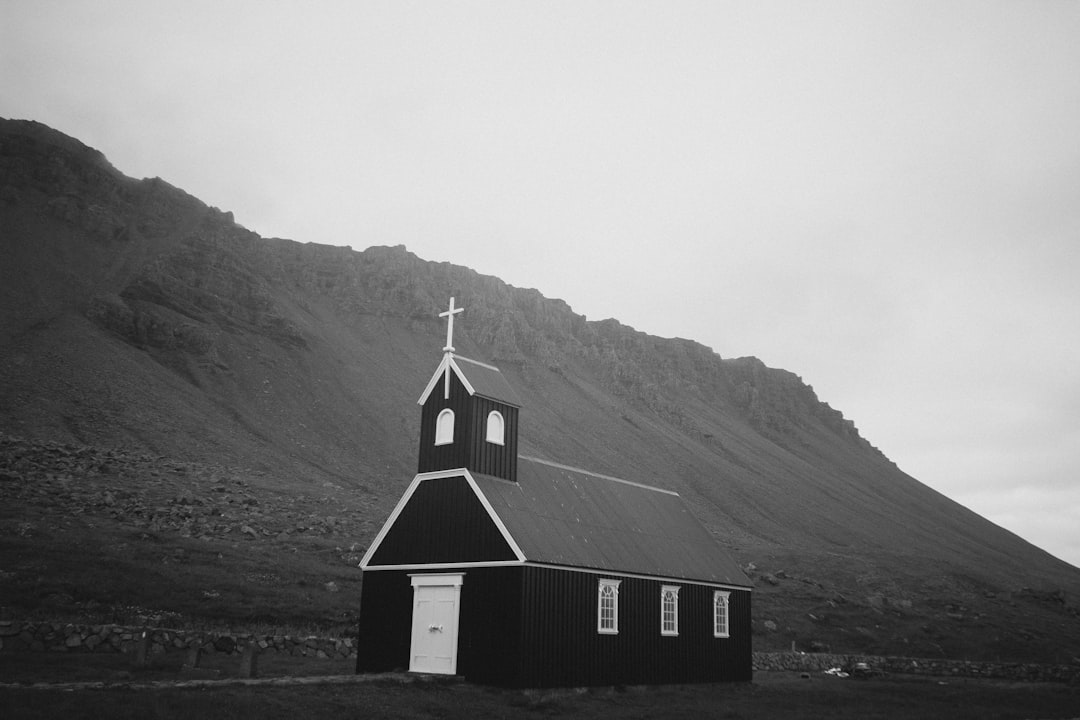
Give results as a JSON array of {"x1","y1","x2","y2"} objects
[
  {"x1": 452, "y1": 356, "x2": 522, "y2": 407},
  {"x1": 473, "y1": 457, "x2": 752, "y2": 587}
]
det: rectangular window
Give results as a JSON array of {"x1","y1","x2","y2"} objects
[
  {"x1": 597, "y1": 579, "x2": 620, "y2": 634},
  {"x1": 714, "y1": 590, "x2": 730, "y2": 638},
  {"x1": 661, "y1": 585, "x2": 680, "y2": 636}
]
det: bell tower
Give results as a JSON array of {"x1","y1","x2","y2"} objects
[{"x1": 415, "y1": 298, "x2": 521, "y2": 481}]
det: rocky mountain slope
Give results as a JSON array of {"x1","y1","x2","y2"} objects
[{"x1": 1, "y1": 118, "x2": 1077, "y2": 662}]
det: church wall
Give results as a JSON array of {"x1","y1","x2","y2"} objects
[
  {"x1": 417, "y1": 371, "x2": 472, "y2": 473},
  {"x1": 355, "y1": 570, "x2": 412, "y2": 673},
  {"x1": 466, "y1": 397, "x2": 518, "y2": 481},
  {"x1": 516, "y1": 565, "x2": 751, "y2": 687},
  {"x1": 455, "y1": 566, "x2": 524, "y2": 684}
]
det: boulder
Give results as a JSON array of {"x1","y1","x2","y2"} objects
[{"x1": 213, "y1": 635, "x2": 236, "y2": 653}]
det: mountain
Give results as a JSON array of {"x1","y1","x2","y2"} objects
[{"x1": 1, "y1": 118, "x2": 1077, "y2": 662}]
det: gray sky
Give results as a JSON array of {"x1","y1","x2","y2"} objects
[{"x1": 4, "y1": 1, "x2": 1078, "y2": 568}]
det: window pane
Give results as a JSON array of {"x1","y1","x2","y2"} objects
[
  {"x1": 485, "y1": 411, "x2": 504, "y2": 444},
  {"x1": 598, "y1": 581, "x2": 619, "y2": 634},
  {"x1": 435, "y1": 409, "x2": 454, "y2": 445},
  {"x1": 661, "y1": 587, "x2": 679, "y2": 635},
  {"x1": 714, "y1": 592, "x2": 729, "y2": 637}
]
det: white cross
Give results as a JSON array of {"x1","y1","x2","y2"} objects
[{"x1": 440, "y1": 296, "x2": 464, "y2": 353}]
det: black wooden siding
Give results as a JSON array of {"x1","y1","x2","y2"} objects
[
  {"x1": 456, "y1": 567, "x2": 523, "y2": 685},
  {"x1": 357, "y1": 564, "x2": 751, "y2": 687},
  {"x1": 355, "y1": 570, "x2": 413, "y2": 673},
  {"x1": 467, "y1": 396, "x2": 518, "y2": 481},
  {"x1": 418, "y1": 371, "x2": 518, "y2": 481},
  {"x1": 517, "y1": 566, "x2": 751, "y2": 687},
  {"x1": 418, "y1": 371, "x2": 472, "y2": 473},
  {"x1": 366, "y1": 476, "x2": 517, "y2": 566}
]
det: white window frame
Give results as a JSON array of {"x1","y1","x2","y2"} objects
[
  {"x1": 597, "y1": 579, "x2": 620, "y2": 634},
  {"x1": 713, "y1": 590, "x2": 730, "y2": 638},
  {"x1": 485, "y1": 410, "x2": 505, "y2": 445},
  {"x1": 434, "y1": 408, "x2": 455, "y2": 446},
  {"x1": 661, "y1": 585, "x2": 680, "y2": 636}
]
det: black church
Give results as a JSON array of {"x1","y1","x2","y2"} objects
[{"x1": 356, "y1": 298, "x2": 753, "y2": 687}]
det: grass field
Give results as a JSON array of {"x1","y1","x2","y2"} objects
[
  {"x1": 2, "y1": 651, "x2": 1078, "y2": 720},
  {"x1": 0, "y1": 649, "x2": 356, "y2": 685}
]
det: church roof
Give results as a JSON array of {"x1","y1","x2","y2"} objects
[
  {"x1": 417, "y1": 353, "x2": 522, "y2": 407},
  {"x1": 473, "y1": 457, "x2": 752, "y2": 588}
]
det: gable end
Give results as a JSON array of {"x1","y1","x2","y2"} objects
[{"x1": 362, "y1": 471, "x2": 524, "y2": 568}]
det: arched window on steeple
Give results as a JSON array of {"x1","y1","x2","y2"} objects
[
  {"x1": 485, "y1": 410, "x2": 505, "y2": 445},
  {"x1": 435, "y1": 408, "x2": 455, "y2": 446}
]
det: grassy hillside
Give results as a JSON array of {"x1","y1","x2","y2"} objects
[{"x1": 1, "y1": 118, "x2": 1078, "y2": 662}]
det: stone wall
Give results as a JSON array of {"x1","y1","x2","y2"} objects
[
  {"x1": 754, "y1": 651, "x2": 1080, "y2": 684},
  {"x1": 4, "y1": 620, "x2": 1078, "y2": 684},
  {"x1": 0, "y1": 620, "x2": 355, "y2": 661}
]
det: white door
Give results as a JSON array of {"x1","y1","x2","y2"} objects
[{"x1": 409, "y1": 574, "x2": 464, "y2": 674}]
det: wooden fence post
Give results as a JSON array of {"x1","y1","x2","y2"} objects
[
  {"x1": 134, "y1": 630, "x2": 151, "y2": 667},
  {"x1": 239, "y1": 642, "x2": 259, "y2": 678},
  {"x1": 184, "y1": 643, "x2": 202, "y2": 669}
]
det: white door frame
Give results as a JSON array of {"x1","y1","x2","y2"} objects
[{"x1": 408, "y1": 573, "x2": 464, "y2": 675}]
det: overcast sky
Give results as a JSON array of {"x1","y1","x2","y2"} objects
[{"x1": 3, "y1": 1, "x2": 1078, "y2": 569}]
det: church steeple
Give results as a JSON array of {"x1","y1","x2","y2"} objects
[{"x1": 416, "y1": 299, "x2": 521, "y2": 481}]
